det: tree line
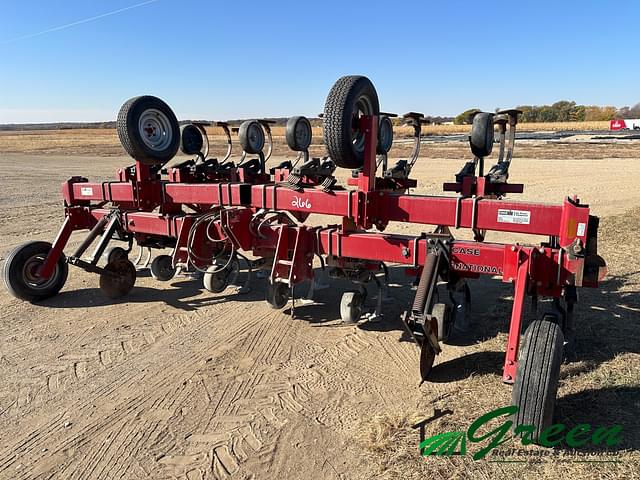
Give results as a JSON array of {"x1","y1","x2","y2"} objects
[{"x1": 454, "y1": 102, "x2": 640, "y2": 124}]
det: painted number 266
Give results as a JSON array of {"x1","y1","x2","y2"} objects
[{"x1": 291, "y1": 196, "x2": 311, "y2": 209}]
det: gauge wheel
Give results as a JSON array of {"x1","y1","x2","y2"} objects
[
  {"x1": 266, "y1": 281, "x2": 289, "y2": 309},
  {"x1": 377, "y1": 115, "x2": 394, "y2": 154},
  {"x1": 203, "y1": 265, "x2": 232, "y2": 293},
  {"x1": 469, "y1": 112, "x2": 494, "y2": 159},
  {"x1": 3, "y1": 241, "x2": 68, "y2": 302},
  {"x1": 323, "y1": 75, "x2": 380, "y2": 169},
  {"x1": 180, "y1": 123, "x2": 205, "y2": 155},
  {"x1": 99, "y1": 259, "x2": 137, "y2": 298},
  {"x1": 340, "y1": 290, "x2": 364, "y2": 324},
  {"x1": 511, "y1": 315, "x2": 564, "y2": 443},
  {"x1": 117, "y1": 95, "x2": 180, "y2": 165},
  {"x1": 285, "y1": 116, "x2": 312, "y2": 151},
  {"x1": 150, "y1": 254, "x2": 176, "y2": 281},
  {"x1": 238, "y1": 120, "x2": 265, "y2": 154}
]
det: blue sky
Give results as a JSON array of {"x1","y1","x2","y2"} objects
[{"x1": 1, "y1": 0, "x2": 639, "y2": 123}]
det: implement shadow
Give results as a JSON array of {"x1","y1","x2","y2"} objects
[{"x1": 555, "y1": 386, "x2": 640, "y2": 453}]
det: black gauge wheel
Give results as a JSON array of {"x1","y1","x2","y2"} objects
[
  {"x1": 286, "y1": 116, "x2": 312, "y2": 151},
  {"x1": 180, "y1": 123, "x2": 205, "y2": 155},
  {"x1": 377, "y1": 115, "x2": 394, "y2": 154},
  {"x1": 266, "y1": 281, "x2": 289, "y2": 309},
  {"x1": 238, "y1": 120, "x2": 265, "y2": 154}
]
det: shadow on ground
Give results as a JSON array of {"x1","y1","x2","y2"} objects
[
  {"x1": 556, "y1": 386, "x2": 640, "y2": 452},
  {"x1": 40, "y1": 266, "x2": 638, "y2": 383}
]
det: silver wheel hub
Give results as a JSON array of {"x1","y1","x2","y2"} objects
[{"x1": 139, "y1": 108, "x2": 173, "y2": 151}]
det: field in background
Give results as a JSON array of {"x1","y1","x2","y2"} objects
[{"x1": 0, "y1": 121, "x2": 621, "y2": 160}]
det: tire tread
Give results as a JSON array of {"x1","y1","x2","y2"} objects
[{"x1": 512, "y1": 316, "x2": 564, "y2": 442}]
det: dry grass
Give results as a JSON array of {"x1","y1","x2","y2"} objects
[{"x1": 0, "y1": 129, "x2": 123, "y2": 156}]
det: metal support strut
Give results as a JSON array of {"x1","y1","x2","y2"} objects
[{"x1": 502, "y1": 250, "x2": 529, "y2": 383}]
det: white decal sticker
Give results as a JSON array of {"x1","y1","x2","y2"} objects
[
  {"x1": 577, "y1": 222, "x2": 586, "y2": 237},
  {"x1": 80, "y1": 187, "x2": 94, "y2": 196},
  {"x1": 291, "y1": 196, "x2": 311, "y2": 209},
  {"x1": 497, "y1": 209, "x2": 531, "y2": 225}
]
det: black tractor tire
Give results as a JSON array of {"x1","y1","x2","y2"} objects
[
  {"x1": 238, "y1": 120, "x2": 265, "y2": 154},
  {"x1": 323, "y1": 75, "x2": 380, "y2": 169},
  {"x1": 285, "y1": 116, "x2": 312, "y2": 152},
  {"x1": 3, "y1": 241, "x2": 68, "y2": 302},
  {"x1": 511, "y1": 316, "x2": 564, "y2": 442},
  {"x1": 180, "y1": 124, "x2": 204, "y2": 155},
  {"x1": 117, "y1": 95, "x2": 180, "y2": 165}
]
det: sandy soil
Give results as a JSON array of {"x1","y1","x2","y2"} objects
[{"x1": 0, "y1": 140, "x2": 638, "y2": 479}]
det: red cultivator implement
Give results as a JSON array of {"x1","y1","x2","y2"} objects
[{"x1": 3, "y1": 76, "x2": 607, "y2": 439}]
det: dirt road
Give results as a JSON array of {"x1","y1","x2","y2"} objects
[{"x1": 0, "y1": 148, "x2": 638, "y2": 479}]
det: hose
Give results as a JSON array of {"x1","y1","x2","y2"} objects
[{"x1": 186, "y1": 210, "x2": 236, "y2": 273}]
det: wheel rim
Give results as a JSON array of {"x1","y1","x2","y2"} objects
[
  {"x1": 247, "y1": 123, "x2": 264, "y2": 152},
  {"x1": 351, "y1": 95, "x2": 375, "y2": 154},
  {"x1": 138, "y1": 108, "x2": 173, "y2": 152},
  {"x1": 181, "y1": 125, "x2": 203, "y2": 154},
  {"x1": 210, "y1": 272, "x2": 228, "y2": 290},
  {"x1": 295, "y1": 120, "x2": 311, "y2": 150},
  {"x1": 22, "y1": 254, "x2": 58, "y2": 290},
  {"x1": 379, "y1": 117, "x2": 393, "y2": 153}
]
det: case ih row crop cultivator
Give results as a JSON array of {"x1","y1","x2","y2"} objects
[{"x1": 3, "y1": 76, "x2": 607, "y2": 439}]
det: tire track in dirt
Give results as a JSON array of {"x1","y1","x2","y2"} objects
[
  {"x1": 3, "y1": 281, "x2": 414, "y2": 480},
  {"x1": 0, "y1": 298, "x2": 268, "y2": 479},
  {"x1": 80, "y1": 379, "x2": 197, "y2": 480},
  {"x1": 1, "y1": 298, "x2": 222, "y2": 417},
  {"x1": 154, "y1": 322, "x2": 383, "y2": 479},
  {"x1": 157, "y1": 308, "x2": 303, "y2": 478}
]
